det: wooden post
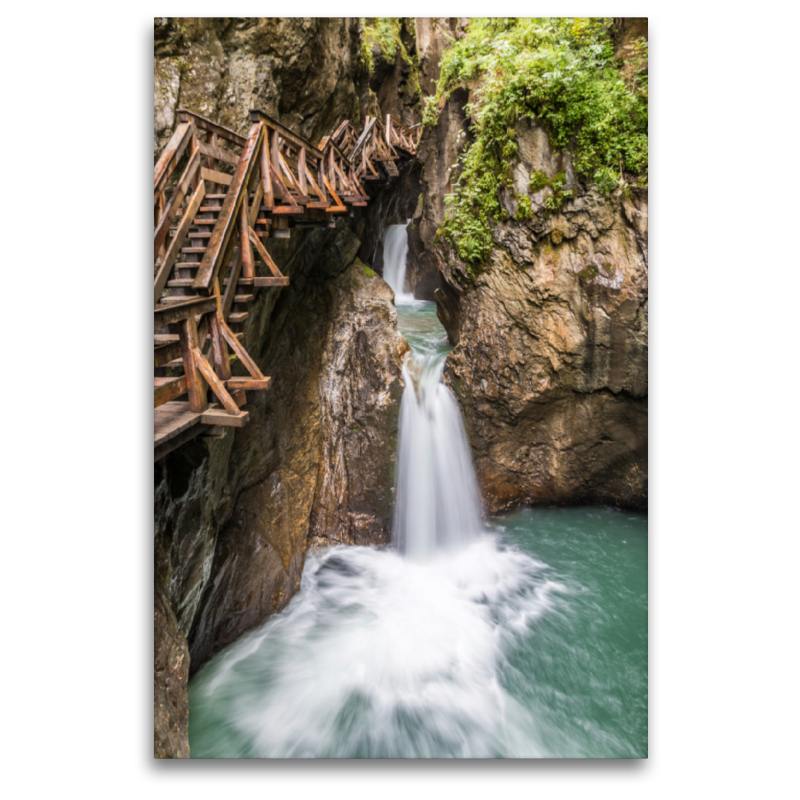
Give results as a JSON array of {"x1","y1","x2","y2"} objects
[
  {"x1": 210, "y1": 283, "x2": 231, "y2": 380},
  {"x1": 178, "y1": 313, "x2": 208, "y2": 413},
  {"x1": 261, "y1": 131, "x2": 274, "y2": 207},
  {"x1": 240, "y1": 201, "x2": 254, "y2": 279},
  {"x1": 298, "y1": 147, "x2": 307, "y2": 195}
]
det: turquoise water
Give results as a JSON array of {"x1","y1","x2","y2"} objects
[{"x1": 188, "y1": 300, "x2": 647, "y2": 758}]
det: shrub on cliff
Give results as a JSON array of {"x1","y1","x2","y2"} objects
[{"x1": 429, "y1": 18, "x2": 648, "y2": 264}]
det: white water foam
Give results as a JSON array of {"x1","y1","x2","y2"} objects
[{"x1": 189, "y1": 538, "x2": 567, "y2": 757}]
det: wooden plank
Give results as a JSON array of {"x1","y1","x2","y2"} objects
[
  {"x1": 260, "y1": 130, "x2": 274, "y2": 208},
  {"x1": 198, "y1": 140, "x2": 239, "y2": 165},
  {"x1": 297, "y1": 147, "x2": 307, "y2": 195},
  {"x1": 153, "y1": 149, "x2": 201, "y2": 258},
  {"x1": 239, "y1": 202, "x2": 254, "y2": 279},
  {"x1": 200, "y1": 407, "x2": 249, "y2": 427},
  {"x1": 225, "y1": 377, "x2": 271, "y2": 391},
  {"x1": 193, "y1": 123, "x2": 264, "y2": 291},
  {"x1": 278, "y1": 153, "x2": 308, "y2": 202},
  {"x1": 253, "y1": 276, "x2": 289, "y2": 287},
  {"x1": 154, "y1": 181, "x2": 205, "y2": 305},
  {"x1": 179, "y1": 315, "x2": 208, "y2": 413},
  {"x1": 209, "y1": 310, "x2": 231, "y2": 380},
  {"x1": 154, "y1": 122, "x2": 193, "y2": 196},
  {"x1": 222, "y1": 180, "x2": 262, "y2": 318},
  {"x1": 219, "y1": 316, "x2": 264, "y2": 379},
  {"x1": 249, "y1": 109, "x2": 324, "y2": 160},
  {"x1": 178, "y1": 109, "x2": 247, "y2": 147},
  {"x1": 154, "y1": 402, "x2": 201, "y2": 444},
  {"x1": 248, "y1": 227, "x2": 284, "y2": 279},
  {"x1": 154, "y1": 296, "x2": 216, "y2": 329},
  {"x1": 193, "y1": 346, "x2": 240, "y2": 414},
  {"x1": 200, "y1": 166, "x2": 232, "y2": 186},
  {"x1": 154, "y1": 376, "x2": 187, "y2": 407},
  {"x1": 322, "y1": 176, "x2": 346, "y2": 213}
]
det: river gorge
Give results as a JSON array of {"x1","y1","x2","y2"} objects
[{"x1": 154, "y1": 17, "x2": 648, "y2": 759}]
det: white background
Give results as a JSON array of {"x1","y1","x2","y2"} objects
[{"x1": 0, "y1": 1, "x2": 797, "y2": 798}]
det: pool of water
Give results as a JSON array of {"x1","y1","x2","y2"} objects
[{"x1": 187, "y1": 300, "x2": 647, "y2": 758}]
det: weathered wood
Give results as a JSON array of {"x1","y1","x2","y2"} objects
[
  {"x1": 178, "y1": 315, "x2": 208, "y2": 413},
  {"x1": 250, "y1": 109, "x2": 324, "y2": 160},
  {"x1": 178, "y1": 109, "x2": 247, "y2": 147},
  {"x1": 252, "y1": 276, "x2": 290, "y2": 287},
  {"x1": 193, "y1": 346, "x2": 240, "y2": 414},
  {"x1": 260, "y1": 130, "x2": 274, "y2": 207},
  {"x1": 222, "y1": 180, "x2": 262, "y2": 318},
  {"x1": 323, "y1": 176, "x2": 347, "y2": 213},
  {"x1": 225, "y1": 377, "x2": 271, "y2": 391},
  {"x1": 154, "y1": 296, "x2": 216, "y2": 329},
  {"x1": 239, "y1": 201, "x2": 255, "y2": 279},
  {"x1": 194, "y1": 122, "x2": 265, "y2": 291},
  {"x1": 154, "y1": 122, "x2": 194, "y2": 196},
  {"x1": 219, "y1": 317, "x2": 264, "y2": 379},
  {"x1": 198, "y1": 139, "x2": 239, "y2": 165},
  {"x1": 200, "y1": 407, "x2": 249, "y2": 427},
  {"x1": 154, "y1": 376, "x2": 187, "y2": 407},
  {"x1": 154, "y1": 181, "x2": 205, "y2": 305},
  {"x1": 153, "y1": 149, "x2": 202, "y2": 257},
  {"x1": 200, "y1": 166, "x2": 233, "y2": 186},
  {"x1": 248, "y1": 227, "x2": 285, "y2": 278}
]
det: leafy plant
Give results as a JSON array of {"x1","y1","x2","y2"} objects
[{"x1": 433, "y1": 18, "x2": 648, "y2": 265}]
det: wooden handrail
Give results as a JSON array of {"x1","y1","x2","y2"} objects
[
  {"x1": 154, "y1": 121, "x2": 195, "y2": 198},
  {"x1": 177, "y1": 109, "x2": 247, "y2": 148},
  {"x1": 193, "y1": 122, "x2": 265, "y2": 292},
  {"x1": 249, "y1": 109, "x2": 324, "y2": 161}
]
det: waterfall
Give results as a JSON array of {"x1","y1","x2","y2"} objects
[
  {"x1": 382, "y1": 222, "x2": 414, "y2": 303},
  {"x1": 394, "y1": 354, "x2": 483, "y2": 558}
]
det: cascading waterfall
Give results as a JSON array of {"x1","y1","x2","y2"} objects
[
  {"x1": 187, "y1": 225, "x2": 648, "y2": 759},
  {"x1": 394, "y1": 354, "x2": 483, "y2": 558},
  {"x1": 382, "y1": 222, "x2": 414, "y2": 303}
]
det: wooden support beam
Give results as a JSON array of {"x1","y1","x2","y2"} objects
[
  {"x1": 178, "y1": 315, "x2": 208, "y2": 413},
  {"x1": 154, "y1": 376, "x2": 187, "y2": 408},
  {"x1": 239, "y1": 202, "x2": 254, "y2": 279},
  {"x1": 154, "y1": 296, "x2": 216, "y2": 329},
  {"x1": 260, "y1": 131, "x2": 274, "y2": 208},
  {"x1": 198, "y1": 140, "x2": 240, "y2": 165},
  {"x1": 219, "y1": 317, "x2": 264, "y2": 380},
  {"x1": 200, "y1": 407, "x2": 249, "y2": 427},
  {"x1": 248, "y1": 227, "x2": 286, "y2": 279},
  {"x1": 193, "y1": 346, "x2": 240, "y2": 415},
  {"x1": 253, "y1": 277, "x2": 289, "y2": 287},
  {"x1": 225, "y1": 377, "x2": 271, "y2": 391},
  {"x1": 153, "y1": 149, "x2": 201, "y2": 258}
]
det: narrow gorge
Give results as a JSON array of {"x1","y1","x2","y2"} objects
[{"x1": 154, "y1": 17, "x2": 648, "y2": 759}]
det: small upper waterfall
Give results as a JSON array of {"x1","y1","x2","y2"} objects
[
  {"x1": 394, "y1": 354, "x2": 483, "y2": 558},
  {"x1": 382, "y1": 222, "x2": 414, "y2": 303}
]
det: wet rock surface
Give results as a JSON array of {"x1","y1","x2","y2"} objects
[{"x1": 430, "y1": 115, "x2": 648, "y2": 511}]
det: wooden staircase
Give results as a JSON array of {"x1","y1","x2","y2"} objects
[{"x1": 153, "y1": 109, "x2": 419, "y2": 460}]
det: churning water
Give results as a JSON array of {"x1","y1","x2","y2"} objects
[{"x1": 188, "y1": 234, "x2": 648, "y2": 758}]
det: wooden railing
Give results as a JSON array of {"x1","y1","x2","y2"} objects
[{"x1": 154, "y1": 107, "x2": 418, "y2": 459}]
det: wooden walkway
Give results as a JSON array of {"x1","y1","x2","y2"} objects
[{"x1": 154, "y1": 109, "x2": 419, "y2": 460}]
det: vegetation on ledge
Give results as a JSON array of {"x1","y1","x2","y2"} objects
[{"x1": 428, "y1": 18, "x2": 648, "y2": 265}]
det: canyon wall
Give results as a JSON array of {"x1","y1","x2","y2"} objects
[{"x1": 412, "y1": 21, "x2": 648, "y2": 511}]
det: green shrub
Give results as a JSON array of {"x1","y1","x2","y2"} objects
[{"x1": 435, "y1": 18, "x2": 648, "y2": 265}]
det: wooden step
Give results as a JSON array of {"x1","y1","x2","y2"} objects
[
  {"x1": 155, "y1": 331, "x2": 242, "y2": 345},
  {"x1": 223, "y1": 277, "x2": 254, "y2": 286},
  {"x1": 159, "y1": 295, "x2": 199, "y2": 305},
  {"x1": 166, "y1": 278, "x2": 194, "y2": 288},
  {"x1": 180, "y1": 247, "x2": 207, "y2": 254},
  {"x1": 198, "y1": 206, "x2": 223, "y2": 213},
  {"x1": 205, "y1": 194, "x2": 228, "y2": 199},
  {"x1": 154, "y1": 376, "x2": 187, "y2": 407},
  {"x1": 233, "y1": 294, "x2": 254, "y2": 303},
  {"x1": 228, "y1": 312, "x2": 249, "y2": 324},
  {"x1": 225, "y1": 377, "x2": 271, "y2": 391}
]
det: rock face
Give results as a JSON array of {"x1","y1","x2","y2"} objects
[
  {"x1": 432, "y1": 113, "x2": 648, "y2": 511},
  {"x1": 154, "y1": 18, "x2": 364, "y2": 157},
  {"x1": 153, "y1": 17, "x2": 416, "y2": 757},
  {"x1": 154, "y1": 226, "x2": 408, "y2": 757}
]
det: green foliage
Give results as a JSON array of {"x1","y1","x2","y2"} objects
[
  {"x1": 362, "y1": 18, "x2": 403, "y2": 62},
  {"x1": 434, "y1": 18, "x2": 648, "y2": 265},
  {"x1": 422, "y1": 96, "x2": 439, "y2": 126},
  {"x1": 515, "y1": 195, "x2": 533, "y2": 220}
]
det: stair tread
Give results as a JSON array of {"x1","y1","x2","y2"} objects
[
  {"x1": 228, "y1": 312, "x2": 249, "y2": 323},
  {"x1": 233, "y1": 294, "x2": 254, "y2": 303}
]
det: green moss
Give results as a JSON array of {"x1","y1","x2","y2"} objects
[
  {"x1": 515, "y1": 195, "x2": 533, "y2": 220},
  {"x1": 578, "y1": 263, "x2": 599, "y2": 281},
  {"x1": 433, "y1": 18, "x2": 648, "y2": 265},
  {"x1": 363, "y1": 265, "x2": 377, "y2": 278}
]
